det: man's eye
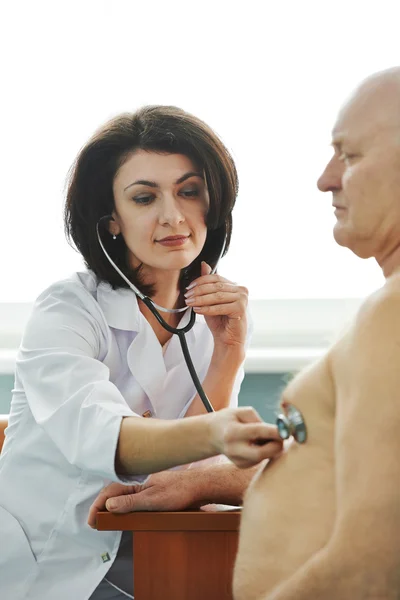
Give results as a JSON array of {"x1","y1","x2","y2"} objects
[
  {"x1": 339, "y1": 152, "x2": 357, "y2": 163},
  {"x1": 133, "y1": 195, "x2": 153, "y2": 205}
]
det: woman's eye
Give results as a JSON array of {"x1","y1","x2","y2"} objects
[
  {"x1": 180, "y1": 188, "x2": 199, "y2": 198},
  {"x1": 133, "y1": 195, "x2": 154, "y2": 205}
]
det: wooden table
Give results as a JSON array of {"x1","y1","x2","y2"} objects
[{"x1": 96, "y1": 505, "x2": 241, "y2": 600}]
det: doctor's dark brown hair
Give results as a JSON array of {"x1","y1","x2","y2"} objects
[{"x1": 64, "y1": 106, "x2": 238, "y2": 296}]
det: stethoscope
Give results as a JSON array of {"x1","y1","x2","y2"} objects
[
  {"x1": 276, "y1": 403, "x2": 307, "y2": 444},
  {"x1": 96, "y1": 216, "x2": 307, "y2": 444}
]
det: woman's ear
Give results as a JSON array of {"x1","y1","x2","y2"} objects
[{"x1": 108, "y1": 214, "x2": 121, "y2": 237}]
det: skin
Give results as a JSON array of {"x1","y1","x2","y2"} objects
[
  {"x1": 319, "y1": 68, "x2": 400, "y2": 268},
  {"x1": 90, "y1": 150, "x2": 283, "y2": 506},
  {"x1": 87, "y1": 463, "x2": 260, "y2": 527},
  {"x1": 109, "y1": 151, "x2": 248, "y2": 353},
  {"x1": 110, "y1": 151, "x2": 209, "y2": 319},
  {"x1": 232, "y1": 67, "x2": 400, "y2": 600}
]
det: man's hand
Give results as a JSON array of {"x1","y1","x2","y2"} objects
[{"x1": 88, "y1": 470, "x2": 197, "y2": 528}]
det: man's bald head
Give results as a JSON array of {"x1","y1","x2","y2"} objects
[
  {"x1": 317, "y1": 66, "x2": 400, "y2": 270},
  {"x1": 336, "y1": 66, "x2": 400, "y2": 142},
  {"x1": 357, "y1": 66, "x2": 400, "y2": 93}
]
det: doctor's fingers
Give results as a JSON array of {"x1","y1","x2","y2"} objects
[
  {"x1": 224, "y1": 422, "x2": 284, "y2": 467},
  {"x1": 226, "y1": 439, "x2": 284, "y2": 469},
  {"x1": 185, "y1": 282, "x2": 248, "y2": 305},
  {"x1": 186, "y1": 280, "x2": 244, "y2": 297},
  {"x1": 186, "y1": 291, "x2": 248, "y2": 314},
  {"x1": 190, "y1": 299, "x2": 248, "y2": 319},
  {"x1": 225, "y1": 421, "x2": 283, "y2": 445},
  {"x1": 188, "y1": 272, "x2": 235, "y2": 290},
  {"x1": 233, "y1": 406, "x2": 264, "y2": 423}
]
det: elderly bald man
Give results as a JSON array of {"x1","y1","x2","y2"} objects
[{"x1": 234, "y1": 67, "x2": 400, "y2": 600}]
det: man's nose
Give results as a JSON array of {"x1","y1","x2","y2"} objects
[
  {"x1": 317, "y1": 156, "x2": 343, "y2": 193},
  {"x1": 158, "y1": 195, "x2": 185, "y2": 226}
]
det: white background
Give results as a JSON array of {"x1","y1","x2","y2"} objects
[{"x1": 1, "y1": 0, "x2": 398, "y2": 302}]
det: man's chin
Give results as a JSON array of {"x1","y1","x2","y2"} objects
[
  {"x1": 333, "y1": 223, "x2": 350, "y2": 249},
  {"x1": 333, "y1": 226, "x2": 374, "y2": 259}
]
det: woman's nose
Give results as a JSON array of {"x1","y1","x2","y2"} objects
[{"x1": 158, "y1": 196, "x2": 185, "y2": 226}]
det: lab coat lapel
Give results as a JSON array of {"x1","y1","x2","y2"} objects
[
  {"x1": 162, "y1": 308, "x2": 194, "y2": 371},
  {"x1": 160, "y1": 312, "x2": 214, "y2": 419},
  {"x1": 129, "y1": 309, "x2": 208, "y2": 416},
  {"x1": 127, "y1": 317, "x2": 167, "y2": 409},
  {"x1": 97, "y1": 282, "x2": 212, "y2": 415},
  {"x1": 97, "y1": 282, "x2": 167, "y2": 407}
]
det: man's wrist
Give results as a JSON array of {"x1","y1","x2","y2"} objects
[
  {"x1": 185, "y1": 462, "x2": 256, "y2": 508},
  {"x1": 185, "y1": 468, "x2": 215, "y2": 507}
]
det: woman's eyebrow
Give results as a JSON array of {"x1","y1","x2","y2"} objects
[
  {"x1": 124, "y1": 179, "x2": 158, "y2": 191},
  {"x1": 175, "y1": 171, "x2": 204, "y2": 185},
  {"x1": 124, "y1": 171, "x2": 204, "y2": 192}
]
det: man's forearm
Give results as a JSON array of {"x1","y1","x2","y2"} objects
[{"x1": 190, "y1": 462, "x2": 260, "y2": 506}]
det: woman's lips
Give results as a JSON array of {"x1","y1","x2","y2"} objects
[{"x1": 156, "y1": 236, "x2": 189, "y2": 247}]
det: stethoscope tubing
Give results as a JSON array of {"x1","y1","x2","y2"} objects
[
  {"x1": 96, "y1": 217, "x2": 307, "y2": 439},
  {"x1": 96, "y1": 216, "x2": 224, "y2": 412},
  {"x1": 141, "y1": 296, "x2": 214, "y2": 412}
]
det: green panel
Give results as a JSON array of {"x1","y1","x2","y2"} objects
[
  {"x1": 0, "y1": 373, "x2": 290, "y2": 421},
  {"x1": 0, "y1": 375, "x2": 14, "y2": 414},
  {"x1": 238, "y1": 373, "x2": 289, "y2": 423}
]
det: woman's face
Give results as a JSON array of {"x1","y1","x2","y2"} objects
[{"x1": 111, "y1": 150, "x2": 209, "y2": 278}]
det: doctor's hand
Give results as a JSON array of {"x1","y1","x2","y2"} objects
[
  {"x1": 211, "y1": 407, "x2": 283, "y2": 469},
  {"x1": 185, "y1": 262, "x2": 248, "y2": 351}
]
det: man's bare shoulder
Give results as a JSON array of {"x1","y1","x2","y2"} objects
[
  {"x1": 331, "y1": 274, "x2": 400, "y2": 396},
  {"x1": 358, "y1": 273, "x2": 400, "y2": 315},
  {"x1": 336, "y1": 275, "x2": 400, "y2": 352}
]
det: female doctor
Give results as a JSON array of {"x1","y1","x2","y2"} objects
[{"x1": 0, "y1": 105, "x2": 283, "y2": 600}]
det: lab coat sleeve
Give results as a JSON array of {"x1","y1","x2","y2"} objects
[{"x1": 16, "y1": 280, "x2": 146, "y2": 483}]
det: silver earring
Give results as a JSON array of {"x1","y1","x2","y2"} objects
[{"x1": 112, "y1": 234, "x2": 116, "y2": 240}]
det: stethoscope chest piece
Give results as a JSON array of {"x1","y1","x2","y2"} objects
[{"x1": 276, "y1": 402, "x2": 307, "y2": 444}]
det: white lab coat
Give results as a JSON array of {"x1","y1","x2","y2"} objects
[{"x1": 0, "y1": 270, "x2": 247, "y2": 600}]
